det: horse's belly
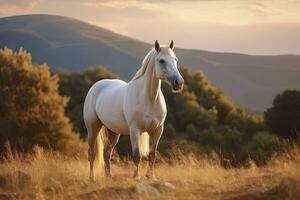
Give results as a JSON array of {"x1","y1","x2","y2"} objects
[
  {"x1": 100, "y1": 112, "x2": 129, "y2": 135},
  {"x1": 95, "y1": 81, "x2": 129, "y2": 135}
]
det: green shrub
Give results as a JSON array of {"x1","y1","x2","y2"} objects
[
  {"x1": 247, "y1": 131, "x2": 287, "y2": 165},
  {"x1": 198, "y1": 126, "x2": 244, "y2": 166}
]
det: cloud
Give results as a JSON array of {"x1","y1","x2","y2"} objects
[
  {"x1": 235, "y1": 0, "x2": 295, "y2": 21},
  {"x1": 82, "y1": 0, "x2": 159, "y2": 10},
  {"x1": 69, "y1": 0, "x2": 227, "y2": 10},
  {"x1": 0, "y1": 0, "x2": 38, "y2": 15}
]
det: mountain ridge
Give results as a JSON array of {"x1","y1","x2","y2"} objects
[{"x1": 1, "y1": 14, "x2": 299, "y2": 112}]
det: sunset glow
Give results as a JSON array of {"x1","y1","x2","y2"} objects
[{"x1": 1, "y1": 0, "x2": 300, "y2": 54}]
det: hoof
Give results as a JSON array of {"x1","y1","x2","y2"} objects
[{"x1": 105, "y1": 173, "x2": 113, "y2": 178}]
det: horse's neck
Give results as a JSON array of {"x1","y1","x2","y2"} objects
[
  {"x1": 143, "y1": 63, "x2": 161, "y2": 102},
  {"x1": 136, "y1": 57, "x2": 161, "y2": 103}
]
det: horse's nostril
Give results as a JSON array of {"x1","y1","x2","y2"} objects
[{"x1": 174, "y1": 79, "x2": 179, "y2": 86}]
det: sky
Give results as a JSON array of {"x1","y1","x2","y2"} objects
[{"x1": 0, "y1": 0, "x2": 300, "y2": 55}]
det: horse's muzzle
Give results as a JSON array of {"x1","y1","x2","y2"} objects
[{"x1": 171, "y1": 76, "x2": 184, "y2": 93}]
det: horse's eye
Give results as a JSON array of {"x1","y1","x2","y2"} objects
[{"x1": 159, "y1": 59, "x2": 165, "y2": 64}]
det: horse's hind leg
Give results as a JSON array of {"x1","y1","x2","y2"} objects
[
  {"x1": 85, "y1": 116, "x2": 102, "y2": 180},
  {"x1": 104, "y1": 129, "x2": 120, "y2": 177}
]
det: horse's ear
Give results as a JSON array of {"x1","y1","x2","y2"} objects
[
  {"x1": 155, "y1": 40, "x2": 160, "y2": 52},
  {"x1": 169, "y1": 40, "x2": 174, "y2": 50}
]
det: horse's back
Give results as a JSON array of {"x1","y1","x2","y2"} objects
[{"x1": 86, "y1": 79, "x2": 129, "y2": 134}]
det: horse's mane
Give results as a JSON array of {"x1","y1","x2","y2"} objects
[{"x1": 131, "y1": 48, "x2": 156, "y2": 81}]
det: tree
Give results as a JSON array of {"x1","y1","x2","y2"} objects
[
  {"x1": 264, "y1": 90, "x2": 300, "y2": 138},
  {"x1": 59, "y1": 67, "x2": 117, "y2": 137},
  {"x1": 247, "y1": 131, "x2": 286, "y2": 165},
  {"x1": 0, "y1": 48, "x2": 83, "y2": 155}
]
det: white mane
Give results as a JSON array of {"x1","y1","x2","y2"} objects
[{"x1": 131, "y1": 48, "x2": 156, "y2": 81}]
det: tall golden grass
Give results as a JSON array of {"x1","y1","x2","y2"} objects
[{"x1": 0, "y1": 145, "x2": 299, "y2": 200}]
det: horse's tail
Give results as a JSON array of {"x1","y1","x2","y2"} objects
[
  {"x1": 94, "y1": 127, "x2": 107, "y2": 177},
  {"x1": 139, "y1": 132, "x2": 150, "y2": 157}
]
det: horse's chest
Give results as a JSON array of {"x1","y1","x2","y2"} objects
[
  {"x1": 124, "y1": 90, "x2": 167, "y2": 131},
  {"x1": 135, "y1": 107, "x2": 166, "y2": 131},
  {"x1": 143, "y1": 113, "x2": 162, "y2": 129}
]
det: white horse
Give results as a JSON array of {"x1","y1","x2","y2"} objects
[{"x1": 83, "y1": 40, "x2": 184, "y2": 180}]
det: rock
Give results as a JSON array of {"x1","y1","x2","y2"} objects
[
  {"x1": 132, "y1": 183, "x2": 159, "y2": 194},
  {"x1": 225, "y1": 176, "x2": 300, "y2": 200},
  {"x1": 152, "y1": 182, "x2": 175, "y2": 192},
  {"x1": 278, "y1": 176, "x2": 299, "y2": 191},
  {"x1": 272, "y1": 176, "x2": 300, "y2": 199}
]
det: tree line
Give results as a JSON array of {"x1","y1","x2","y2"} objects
[{"x1": 0, "y1": 48, "x2": 299, "y2": 166}]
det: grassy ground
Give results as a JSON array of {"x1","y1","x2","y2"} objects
[{"x1": 0, "y1": 147, "x2": 300, "y2": 200}]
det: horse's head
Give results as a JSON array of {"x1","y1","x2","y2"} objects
[{"x1": 154, "y1": 40, "x2": 184, "y2": 93}]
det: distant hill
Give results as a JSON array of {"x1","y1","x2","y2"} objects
[{"x1": 1, "y1": 14, "x2": 299, "y2": 112}]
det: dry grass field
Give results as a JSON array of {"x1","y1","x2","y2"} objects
[{"x1": 0, "y1": 147, "x2": 300, "y2": 200}]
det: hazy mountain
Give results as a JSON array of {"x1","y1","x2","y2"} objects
[{"x1": 1, "y1": 14, "x2": 299, "y2": 112}]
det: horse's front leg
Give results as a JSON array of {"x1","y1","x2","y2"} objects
[
  {"x1": 129, "y1": 126, "x2": 142, "y2": 179},
  {"x1": 146, "y1": 125, "x2": 163, "y2": 180}
]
